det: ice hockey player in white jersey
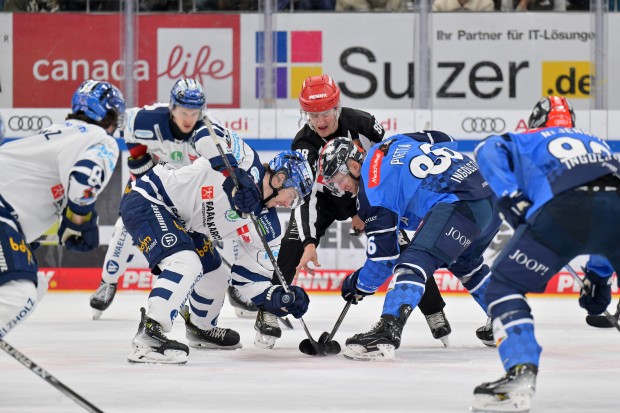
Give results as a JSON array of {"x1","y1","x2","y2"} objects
[
  {"x1": 122, "y1": 129, "x2": 314, "y2": 363},
  {"x1": 90, "y1": 78, "x2": 232, "y2": 320},
  {"x1": 0, "y1": 80, "x2": 125, "y2": 338}
]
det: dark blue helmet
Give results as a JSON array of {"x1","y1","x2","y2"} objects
[
  {"x1": 268, "y1": 150, "x2": 314, "y2": 207},
  {"x1": 71, "y1": 80, "x2": 126, "y2": 127},
  {"x1": 170, "y1": 78, "x2": 206, "y2": 110}
]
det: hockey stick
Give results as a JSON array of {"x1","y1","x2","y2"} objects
[
  {"x1": 0, "y1": 340, "x2": 104, "y2": 413},
  {"x1": 564, "y1": 264, "x2": 620, "y2": 332},
  {"x1": 216, "y1": 244, "x2": 293, "y2": 329},
  {"x1": 300, "y1": 300, "x2": 352, "y2": 356},
  {"x1": 586, "y1": 299, "x2": 620, "y2": 328},
  {"x1": 203, "y1": 119, "x2": 324, "y2": 355}
]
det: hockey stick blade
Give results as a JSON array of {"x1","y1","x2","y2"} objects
[
  {"x1": 585, "y1": 314, "x2": 616, "y2": 328},
  {"x1": 0, "y1": 340, "x2": 104, "y2": 412}
]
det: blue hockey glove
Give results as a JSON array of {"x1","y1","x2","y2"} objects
[
  {"x1": 57, "y1": 210, "x2": 99, "y2": 252},
  {"x1": 260, "y1": 285, "x2": 310, "y2": 318},
  {"x1": 341, "y1": 269, "x2": 374, "y2": 304},
  {"x1": 497, "y1": 191, "x2": 532, "y2": 229},
  {"x1": 222, "y1": 168, "x2": 262, "y2": 216},
  {"x1": 579, "y1": 268, "x2": 612, "y2": 315}
]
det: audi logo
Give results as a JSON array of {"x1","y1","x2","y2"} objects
[
  {"x1": 461, "y1": 117, "x2": 506, "y2": 134},
  {"x1": 8, "y1": 115, "x2": 53, "y2": 131}
]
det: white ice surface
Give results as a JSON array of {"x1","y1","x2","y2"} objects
[{"x1": 1, "y1": 292, "x2": 618, "y2": 413}]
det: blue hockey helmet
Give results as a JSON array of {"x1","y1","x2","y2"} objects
[
  {"x1": 71, "y1": 80, "x2": 126, "y2": 127},
  {"x1": 170, "y1": 78, "x2": 206, "y2": 110},
  {"x1": 268, "y1": 150, "x2": 314, "y2": 208}
]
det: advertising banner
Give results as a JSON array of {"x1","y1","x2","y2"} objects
[{"x1": 5, "y1": 13, "x2": 619, "y2": 110}]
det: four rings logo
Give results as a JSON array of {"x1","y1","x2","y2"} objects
[
  {"x1": 461, "y1": 117, "x2": 506, "y2": 134},
  {"x1": 9, "y1": 116, "x2": 53, "y2": 132}
]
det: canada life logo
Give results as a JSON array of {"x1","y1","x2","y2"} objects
[
  {"x1": 255, "y1": 31, "x2": 323, "y2": 100},
  {"x1": 157, "y1": 28, "x2": 235, "y2": 106}
]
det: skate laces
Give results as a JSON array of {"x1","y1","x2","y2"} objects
[
  {"x1": 425, "y1": 311, "x2": 446, "y2": 329},
  {"x1": 93, "y1": 282, "x2": 116, "y2": 301},
  {"x1": 260, "y1": 311, "x2": 278, "y2": 327},
  {"x1": 205, "y1": 327, "x2": 227, "y2": 340}
]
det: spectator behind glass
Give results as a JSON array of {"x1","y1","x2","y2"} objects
[
  {"x1": 433, "y1": 0, "x2": 495, "y2": 11},
  {"x1": 278, "y1": 0, "x2": 335, "y2": 9},
  {"x1": 336, "y1": 0, "x2": 406, "y2": 11},
  {"x1": 3, "y1": 0, "x2": 59, "y2": 11}
]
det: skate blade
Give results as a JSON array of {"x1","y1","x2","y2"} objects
[
  {"x1": 439, "y1": 335, "x2": 450, "y2": 348},
  {"x1": 278, "y1": 317, "x2": 294, "y2": 330},
  {"x1": 470, "y1": 393, "x2": 532, "y2": 413},
  {"x1": 342, "y1": 344, "x2": 395, "y2": 361},
  {"x1": 188, "y1": 341, "x2": 242, "y2": 350},
  {"x1": 92, "y1": 309, "x2": 103, "y2": 320},
  {"x1": 127, "y1": 347, "x2": 188, "y2": 365},
  {"x1": 480, "y1": 339, "x2": 497, "y2": 348},
  {"x1": 234, "y1": 308, "x2": 257, "y2": 319},
  {"x1": 254, "y1": 333, "x2": 277, "y2": 349},
  {"x1": 585, "y1": 314, "x2": 617, "y2": 328}
]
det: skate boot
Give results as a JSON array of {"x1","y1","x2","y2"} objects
[
  {"x1": 343, "y1": 305, "x2": 412, "y2": 361},
  {"x1": 228, "y1": 286, "x2": 258, "y2": 318},
  {"x1": 476, "y1": 317, "x2": 496, "y2": 347},
  {"x1": 127, "y1": 307, "x2": 189, "y2": 364},
  {"x1": 254, "y1": 309, "x2": 281, "y2": 349},
  {"x1": 424, "y1": 309, "x2": 452, "y2": 347},
  {"x1": 471, "y1": 363, "x2": 538, "y2": 412},
  {"x1": 181, "y1": 306, "x2": 241, "y2": 350},
  {"x1": 89, "y1": 281, "x2": 117, "y2": 320}
]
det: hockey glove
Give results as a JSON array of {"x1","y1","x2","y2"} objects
[
  {"x1": 579, "y1": 268, "x2": 613, "y2": 315},
  {"x1": 222, "y1": 168, "x2": 262, "y2": 216},
  {"x1": 341, "y1": 269, "x2": 374, "y2": 304},
  {"x1": 497, "y1": 191, "x2": 532, "y2": 229},
  {"x1": 260, "y1": 285, "x2": 310, "y2": 318},
  {"x1": 57, "y1": 210, "x2": 99, "y2": 252}
]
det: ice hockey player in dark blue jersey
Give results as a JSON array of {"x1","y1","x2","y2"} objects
[
  {"x1": 470, "y1": 96, "x2": 620, "y2": 412},
  {"x1": 318, "y1": 130, "x2": 502, "y2": 360}
]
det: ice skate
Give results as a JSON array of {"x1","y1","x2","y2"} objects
[
  {"x1": 343, "y1": 305, "x2": 412, "y2": 361},
  {"x1": 181, "y1": 306, "x2": 241, "y2": 350},
  {"x1": 127, "y1": 307, "x2": 189, "y2": 364},
  {"x1": 424, "y1": 309, "x2": 451, "y2": 347},
  {"x1": 254, "y1": 309, "x2": 281, "y2": 349},
  {"x1": 89, "y1": 281, "x2": 117, "y2": 320},
  {"x1": 470, "y1": 363, "x2": 537, "y2": 413},
  {"x1": 228, "y1": 286, "x2": 258, "y2": 318},
  {"x1": 476, "y1": 317, "x2": 496, "y2": 347}
]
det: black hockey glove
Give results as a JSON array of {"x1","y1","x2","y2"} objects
[
  {"x1": 57, "y1": 210, "x2": 99, "y2": 252},
  {"x1": 260, "y1": 285, "x2": 310, "y2": 319},
  {"x1": 579, "y1": 268, "x2": 613, "y2": 315},
  {"x1": 341, "y1": 269, "x2": 374, "y2": 304},
  {"x1": 222, "y1": 168, "x2": 262, "y2": 216},
  {"x1": 497, "y1": 191, "x2": 532, "y2": 229}
]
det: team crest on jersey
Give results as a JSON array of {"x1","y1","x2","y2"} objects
[
  {"x1": 51, "y1": 183, "x2": 65, "y2": 200},
  {"x1": 236, "y1": 224, "x2": 253, "y2": 244},
  {"x1": 201, "y1": 186, "x2": 214, "y2": 200},
  {"x1": 161, "y1": 233, "x2": 178, "y2": 248},
  {"x1": 225, "y1": 209, "x2": 240, "y2": 222},
  {"x1": 171, "y1": 151, "x2": 183, "y2": 163},
  {"x1": 106, "y1": 260, "x2": 120, "y2": 274}
]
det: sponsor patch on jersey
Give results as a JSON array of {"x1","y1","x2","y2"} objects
[
  {"x1": 201, "y1": 186, "x2": 214, "y2": 200},
  {"x1": 134, "y1": 129, "x2": 155, "y2": 139},
  {"x1": 51, "y1": 183, "x2": 65, "y2": 200},
  {"x1": 161, "y1": 233, "x2": 178, "y2": 248},
  {"x1": 236, "y1": 224, "x2": 253, "y2": 244},
  {"x1": 225, "y1": 209, "x2": 240, "y2": 222},
  {"x1": 106, "y1": 260, "x2": 120, "y2": 274}
]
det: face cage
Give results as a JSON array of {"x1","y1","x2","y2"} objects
[{"x1": 300, "y1": 104, "x2": 342, "y2": 131}]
